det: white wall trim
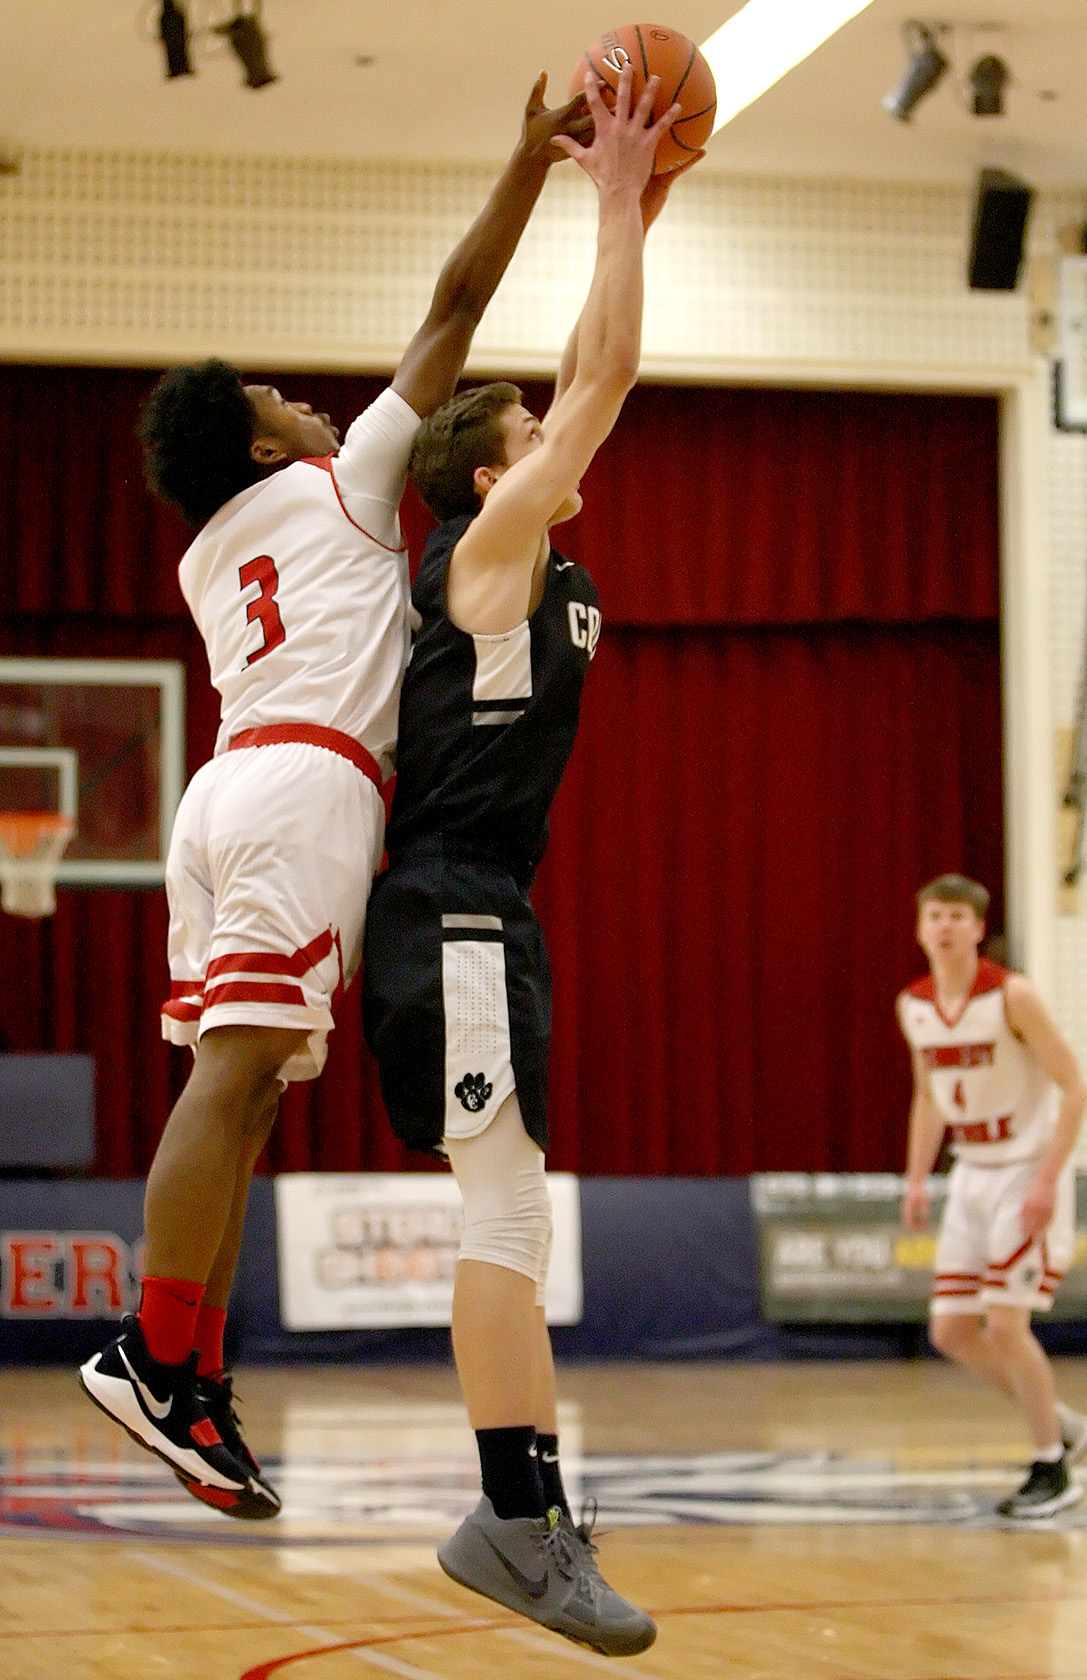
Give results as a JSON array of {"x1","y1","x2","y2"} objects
[{"x1": 999, "y1": 369, "x2": 1055, "y2": 990}]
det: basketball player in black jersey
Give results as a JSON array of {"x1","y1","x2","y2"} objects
[{"x1": 363, "y1": 66, "x2": 695, "y2": 1657}]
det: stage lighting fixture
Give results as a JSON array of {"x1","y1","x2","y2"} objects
[
  {"x1": 882, "y1": 23, "x2": 949, "y2": 121},
  {"x1": 969, "y1": 54, "x2": 1009, "y2": 116},
  {"x1": 158, "y1": 0, "x2": 193, "y2": 78},
  {"x1": 214, "y1": 8, "x2": 278, "y2": 89}
]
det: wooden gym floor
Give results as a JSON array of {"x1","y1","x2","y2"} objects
[{"x1": 4, "y1": 1358, "x2": 1087, "y2": 1679}]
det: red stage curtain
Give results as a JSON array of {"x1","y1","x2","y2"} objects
[
  {"x1": 0, "y1": 367, "x2": 1001, "y2": 1176},
  {"x1": 534, "y1": 622, "x2": 1003, "y2": 1175},
  {"x1": 561, "y1": 384, "x2": 1000, "y2": 627}
]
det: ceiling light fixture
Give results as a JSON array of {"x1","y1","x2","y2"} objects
[
  {"x1": 881, "y1": 21, "x2": 949, "y2": 121},
  {"x1": 214, "y1": 4, "x2": 277, "y2": 89},
  {"x1": 158, "y1": 0, "x2": 193, "y2": 78},
  {"x1": 700, "y1": 0, "x2": 877, "y2": 134},
  {"x1": 969, "y1": 53, "x2": 1009, "y2": 116}
]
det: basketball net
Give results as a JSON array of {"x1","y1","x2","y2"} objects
[{"x1": 0, "y1": 811, "x2": 75, "y2": 917}]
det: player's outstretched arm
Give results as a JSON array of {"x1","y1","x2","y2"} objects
[
  {"x1": 1004, "y1": 975, "x2": 1087, "y2": 1236},
  {"x1": 549, "y1": 150, "x2": 700, "y2": 411},
  {"x1": 391, "y1": 75, "x2": 590, "y2": 421},
  {"x1": 543, "y1": 69, "x2": 672, "y2": 410},
  {"x1": 449, "y1": 69, "x2": 676, "y2": 634}
]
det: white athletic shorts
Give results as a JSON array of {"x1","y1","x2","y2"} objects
[
  {"x1": 931, "y1": 1154, "x2": 1076, "y2": 1316},
  {"x1": 161, "y1": 736, "x2": 384, "y2": 1082}
]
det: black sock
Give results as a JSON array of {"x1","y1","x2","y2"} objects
[
  {"x1": 476, "y1": 1426, "x2": 546, "y2": 1520},
  {"x1": 536, "y1": 1431, "x2": 570, "y2": 1517}
]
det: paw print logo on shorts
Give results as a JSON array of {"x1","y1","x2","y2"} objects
[{"x1": 455, "y1": 1072, "x2": 493, "y2": 1113}]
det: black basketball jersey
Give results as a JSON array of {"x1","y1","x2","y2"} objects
[{"x1": 387, "y1": 511, "x2": 601, "y2": 884}]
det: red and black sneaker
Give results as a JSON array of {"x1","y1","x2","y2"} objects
[
  {"x1": 78, "y1": 1315, "x2": 252, "y2": 1497},
  {"x1": 180, "y1": 1371, "x2": 281, "y2": 1520}
]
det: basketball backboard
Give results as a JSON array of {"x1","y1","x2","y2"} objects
[{"x1": 0, "y1": 659, "x2": 185, "y2": 886}]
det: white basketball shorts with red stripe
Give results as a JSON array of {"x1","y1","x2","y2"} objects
[
  {"x1": 161, "y1": 736, "x2": 384, "y2": 1082},
  {"x1": 931, "y1": 1154, "x2": 1076, "y2": 1316}
]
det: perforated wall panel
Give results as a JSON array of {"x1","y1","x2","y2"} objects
[{"x1": 0, "y1": 150, "x2": 1035, "y2": 373}]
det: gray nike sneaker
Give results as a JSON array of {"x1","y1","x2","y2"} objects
[{"x1": 438, "y1": 1496, "x2": 657, "y2": 1657}]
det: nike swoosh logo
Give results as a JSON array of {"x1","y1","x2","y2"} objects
[
  {"x1": 119, "y1": 1345, "x2": 173, "y2": 1421},
  {"x1": 482, "y1": 1533, "x2": 549, "y2": 1599},
  {"x1": 554, "y1": 560, "x2": 575, "y2": 571},
  {"x1": 541, "y1": 1453, "x2": 559, "y2": 1464}
]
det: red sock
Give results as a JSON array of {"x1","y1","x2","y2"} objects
[
  {"x1": 194, "y1": 1305, "x2": 228, "y2": 1378},
  {"x1": 138, "y1": 1276, "x2": 205, "y2": 1366}
]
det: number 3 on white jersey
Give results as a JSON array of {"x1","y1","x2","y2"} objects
[{"x1": 239, "y1": 556, "x2": 285, "y2": 667}]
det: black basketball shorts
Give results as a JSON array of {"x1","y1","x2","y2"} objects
[{"x1": 361, "y1": 851, "x2": 551, "y2": 1155}]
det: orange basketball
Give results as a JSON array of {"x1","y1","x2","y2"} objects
[{"x1": 569, "y1": 23, "x2": 716, "y2": 174}]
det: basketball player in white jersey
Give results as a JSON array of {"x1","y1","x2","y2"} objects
[
  {"x1": 898, "y1": 873, "x2": 1087, "y2": 1518},
  {"x1": 78, "y1": 75, "x2": 591, "y2": 1518}
]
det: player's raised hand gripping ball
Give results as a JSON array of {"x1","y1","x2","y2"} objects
[{"x1": 569, "y1": 23, "x2": 716, "y2": 173}]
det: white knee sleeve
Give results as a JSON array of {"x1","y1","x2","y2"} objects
[{"x1": 445, "y1": 1094, "x2": 553, "y2": 1302}]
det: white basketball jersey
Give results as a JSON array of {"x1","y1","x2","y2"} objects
[
  {"x1": 898, "y1": 958, "x2": 1059, "y2": 1163},
  {"x1": 178, "y1": 386, "x2": 421, "y2": 778}
]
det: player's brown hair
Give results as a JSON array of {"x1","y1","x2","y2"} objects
[
  {"x1": 410, "y1": 381, "x2": 523, "y2": 523},
  {"x1": 915, "y1": 873, "x2": 990, "y2": 918}
]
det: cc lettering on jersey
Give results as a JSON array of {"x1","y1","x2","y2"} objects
[{"x1": 567, "y1": 601, "x2": 601, "y2": 659}]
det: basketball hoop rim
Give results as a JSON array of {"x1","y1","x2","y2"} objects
[
  {"x1": 0, "y1": 810, "x2": 75, "y2": 916},
  {"x1": 0, "y1": 810, "x2": 76, "y2": 860}
]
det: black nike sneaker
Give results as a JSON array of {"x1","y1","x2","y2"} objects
[
  {"x1": 437, "y1": 1496, "x2": 656, "y2": 1656},
  {"x1": 179, "y1": 1371, "x2": 281, "y2": 1520},
  {"x1": 78, "y1": 1315, "x2": 252, "y2": 1498},
  {"x1": 996, "y1": 1457, "x2": 1083, "y2": 1520}
]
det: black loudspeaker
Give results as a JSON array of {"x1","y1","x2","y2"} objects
[{"x1": 968, "y1": 168, "x2": 1034, "y2": 290}]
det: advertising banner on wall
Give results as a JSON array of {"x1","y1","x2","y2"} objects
[
  {"x1": 751, "y1": 1172, "x2": 1087, "y2": 1322},
  {"x1": 274, "y1": 1172, "x2": 583, "y2": 1330}
]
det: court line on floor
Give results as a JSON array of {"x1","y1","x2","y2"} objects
[
  {"x1": 328, "y1": 1550, "x2": 675, "y2": 1679},
  {"x1": 237, "y1": 1625, "x2": 522, "y2": 1680},
  {"x1": 657, "y1": 1590, "x2": 1087, "y2": 1617},
  {"x1": 132, "y1": 1546, "x2": 1087, "y2": 1678},
  {"x1": 10, "y1": 1579, "x2": 1087, "y2": 1645},
  {"x1": 0, "y1": 1620, "x2": 466, "y2": 1640},
  {"x1": 76, "y1": 1535, "x2": 1087, "y2": 1680},
  {"x1": 131, "y1": 1548, "x2": 451, "y2": 1680}
]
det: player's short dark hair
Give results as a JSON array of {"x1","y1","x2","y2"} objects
[
  {"x1": 409, "y1": 381, "x2": 523, "y2": 523},
  {"x1": 916, "y1": 874, "x2": 990, "y2": 918},
  {"x1": 139, "y1": 358, "x2": 263, "y2": 528}
]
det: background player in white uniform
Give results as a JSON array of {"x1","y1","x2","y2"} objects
[
  {"x1": 79, "y1": 76, "x2": 590, "y2": 1518},
  {"x1": 898, "y1": 873, "x2": 1087, "y2": 1518}
]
